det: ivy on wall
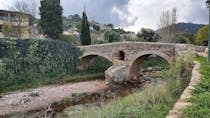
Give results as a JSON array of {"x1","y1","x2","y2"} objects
[{"x1": 0, "y1": 38, "x2": 81, "y2": 80}]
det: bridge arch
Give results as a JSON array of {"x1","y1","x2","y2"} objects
[
  {"x1": 127, "y1": 50, "x2": 172, "y2": 80},
  {"x1": 79, "y1": 52, "x2": 113, "y2": 70},
  {"x1": 80, "y1": 52, "x2": 113, "y2": 62}
]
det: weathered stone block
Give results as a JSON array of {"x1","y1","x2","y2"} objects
[{"x1": 105, "y1": 65, "x2": 128, "y2": 85}]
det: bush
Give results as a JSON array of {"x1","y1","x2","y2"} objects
[
  {"x1": 142, "y1": 55, "x2": 169, "y2": 69},
  {"x1": 104, "y1": 30, "x2": 122, "y2": 43},
  {"x1": 137, "y1": 28, "x2": 160, "y2": 42},
  {"x1": 82, "y1": 56, "x2": 112, "y2": 74},
  {"x1": 0, "y1": 38, "x2": 81, "y2": 92},
  {"x1": 174, "y1": 35, "x2": 191, "y2": 44},
  {"x1": 194, "y1": 25, "x2": 208, "y2": 46},
  {"x1": 59, "y1": 35, "x2": 74, "y2": 42},
  {"x1": 160, "y1": 57, "x2": 193, "y2": 97}
]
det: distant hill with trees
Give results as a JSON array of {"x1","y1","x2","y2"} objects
[
  {"x1": 157, "y1": 22, "x2": 205, "y2": 35},
  {"x1": 176, "y1": 22, "x2": 205, "y2": 35}
]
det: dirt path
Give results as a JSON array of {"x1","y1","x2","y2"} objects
[{"x1": 0, "y1": 80, "x2": 108, "y2": 116}]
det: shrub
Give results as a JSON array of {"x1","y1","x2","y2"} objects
[
  {"x1": 137, "y1": 28, "x2": 160, "y2": 42},
  {"x1": 142, "y1": 55, "x2": 169, "y2": 69},
  {"x1": 59, "y1": 35, "x2": 74, "y2": 42},
  {"x1": 160, "y1": 56, "x2": 193, "y2": 97},
  {"x1": 104, "y1": 30, "x2": 122, "y2": 43},
  {"x1": 0, "y1": 38, "x2": 81, "y2": 92}
]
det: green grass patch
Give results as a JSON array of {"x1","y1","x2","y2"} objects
[
  {"x1": 183, "y1": 56, "x2": 210, "y2": 118},
  {"x1": 0, "y1": 72, "x2": 104, "y2": 94}
]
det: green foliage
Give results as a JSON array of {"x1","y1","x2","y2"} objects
[
  {"x1": 175, "y1": 23, "x2": 205, "y2": 35},
  {"x1": 75, "y1": 22, "x2": 81, "y2": 32},
  {"x1": 137, "y1": 28, "x2": 160, "y2": 42},
  {"x1": 194, "y1": 25, "x2": 208, "y2": 46},
  {"x1": 2, "y1": 22, "x2": 19, "y2": 38},
  {"x1": 142, "y1": 55, "x2": 169, "y2": 69},
  {"x1": 173, "y1": 33, "x2": 192, "y2": 44},
  {"x1": 127, "y1": 37, "x2": 145, "y2": 42},
  {"x1": 183, "y1": 57, "x2": 210, "y2": 117},
  {"x1": 63, "y1": 14, "x2": 81, "y2": 31},
  {"x1": 157, "y1": 23, "x2": 205, "y2": 36},
  {"x1": 92, "y1": 24, "x2": 100, "y2": 31},
  {"x1": 80, "y1": 12, "x2": 91, "y2": 45},
  {"x1": 83, "y1": 56, "x2": 112, "y2": 74},
  {"x1": 106, "y1": 24, "x2": 114, "y2": 28},
  {"x1": 160, "y1": 58, "x2": 193, "y2": 97},
  {"x1": 92, "y1": 39, "x2": 108, "y2": 44},
  {"x1": 104, "y1": 30, "x2": 122, "y2": 43},
  {"x1": 0, "y1": 38, "x2": 81, "y2": 93},
  {"x1": 59, "y1": 35, "x2": 74, "y2": 42},
  {"x1": 39, "y1": 0, "x2": 63, "y2": 39}
]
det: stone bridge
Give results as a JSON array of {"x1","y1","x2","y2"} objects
[{"x1": 79, "y1": 42, "x2": 205, "y2": 84}]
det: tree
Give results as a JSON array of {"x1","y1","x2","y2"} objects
[
  {"x1": 10, "y1": 0, "x2": 38, "y2": 38},
  {"x1": 2, "y1": 22, "x2": 17, "y2": 38},
  {"x1": 104, "y1": 30, "x2": 122, "y2": 43},
  {"x1": 137, "y1": 28, "x2": 159, "y2": 42},
  {"x1": 194, "y1": 25, "x2": 208, "y2": 46},
  {"x1": 158, "y1": 8, "x2": 177, "y2": 43},
  {"x1": 106, "y1": 24, "x2": 114, "y2": 29},
  {"x1": 39, "y1": 0, "x2": 63, "y2": 39},
  {"x1": 174, "y1": 33, "x2": 192, "y2": 44},
  {"x1": 80, "y1": 11, "x2": 91, "y2": 45},
  {"x1": 63, "y1": 14, "x2": 81, "y2": 31}
]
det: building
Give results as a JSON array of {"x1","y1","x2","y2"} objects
[{"x1": 0, "y1": 10, "x2": 32, "y2": 38}]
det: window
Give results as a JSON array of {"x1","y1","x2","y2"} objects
[
  {"x1": 119, "y1": 51, "x2": 125, "y2": 60},
  {"x1": 0, "y1": 25, "x2": 2, "y2": 32}
]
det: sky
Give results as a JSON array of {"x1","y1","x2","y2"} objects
[{"x1": 0, "y1": 0, "x2": 208, "y2": 32}]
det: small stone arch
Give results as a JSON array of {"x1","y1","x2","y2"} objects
[
  {"x1": 127, "y1": 50, "x2": 172, "y2": 80},
  {"x1": 118, "y1": 50, "x2": 125, "y2": 60}
]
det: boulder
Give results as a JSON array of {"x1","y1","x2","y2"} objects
[{"x1": 105, "y1": 65, "x2": 128, "y2": 86}]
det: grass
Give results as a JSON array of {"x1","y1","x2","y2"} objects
[
  {"x1": 0, "y1": 72, "x2": 104, "y2": 94},
  {"x1": 61, "y1": 58, "x2": 193, "y2": 118},
  {"x1": 183, "y1": 56, "x2": 210, "y2": 118},
  {"x1": 62, "y1": 85, "x2": 174, "y2": 118}
]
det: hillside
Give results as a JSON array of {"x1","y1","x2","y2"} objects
[
  {"x1": 157, "y1": 22, "x2": 205, "y2": 35},
  {"x1": 176, "y1": 22, "x2": 205, "y2": 34}
]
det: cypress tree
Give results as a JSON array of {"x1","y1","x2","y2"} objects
[
  {"x1": 80, "y1": 11, "x2": 91, "y2": 45},
  {"x1": 39, "y1": 0, "x2": 63, "y2": 39}
]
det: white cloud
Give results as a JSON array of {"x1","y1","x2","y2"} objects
[
  {"x1": 0, "y1": 0, "x2": 10, "y2": 10},
  {"x1": 0, "y1": 0, "x2": 208, "y2": 32},
  {"x1": 111, "y1": 0, "x2": 208, "y2": 32}
]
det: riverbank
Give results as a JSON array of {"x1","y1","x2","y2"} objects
[
  {"x1": 60, "y1": 58, "x2": 193, "y2": 118},
  {"x1": 0, "y1": 80, "x2": 108, "y2": 116}
]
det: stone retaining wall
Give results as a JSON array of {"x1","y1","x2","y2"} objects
[{"x1": 166, "y1": 61, "x2": 202, "y2": 118}]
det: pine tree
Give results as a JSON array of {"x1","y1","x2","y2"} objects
[
  {"x1": 80, "y1": 11, "x2": 91, "y2": 45},
  {"x1": 39, "y1": 0, "x2": 63, "y2": 39}
]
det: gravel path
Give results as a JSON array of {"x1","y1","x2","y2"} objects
[{"x1": 0, "y1": 80, "x2": 108, "y2": 116}]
